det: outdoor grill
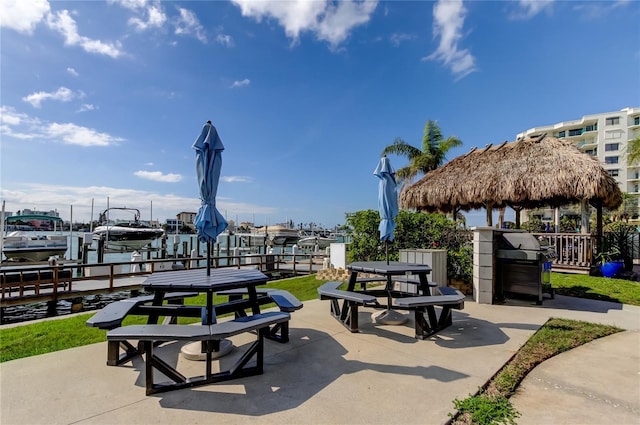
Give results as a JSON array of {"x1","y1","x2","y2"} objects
[{"x1": 495, "y1": 232, "x2": 556, "y2": 304}]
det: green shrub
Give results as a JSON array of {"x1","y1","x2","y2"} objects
[{"x1": 452, "y1": 393, "x2": 520, "y2": 425}]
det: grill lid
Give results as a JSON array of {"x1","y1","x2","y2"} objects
[{"x1": 500, "y1": 232, "x2": 541, "y2": 251}]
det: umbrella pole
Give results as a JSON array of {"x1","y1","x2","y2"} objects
[
  {"x1": 385, "y1": 240, "x2": 389, "y2": 265},
  {"x1": 207, "y1": 241, "x2": 211, "y2": 276}
]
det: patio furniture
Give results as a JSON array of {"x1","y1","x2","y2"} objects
[
  {"x1": 107, "y1": 312, "x2": 290, "y2": 395},
  {"x1": 318, "y1": 281, "x2": 380, "y2": 332},
  {"x1": 86, "y1": 292, "x2": 198, "y2": 366},
  {"x1": 90, "y1": 267, "x2": 295, "y2": 394},
  {"x1": 318, "y1": 261, "x2": 466, "y2": 339}
]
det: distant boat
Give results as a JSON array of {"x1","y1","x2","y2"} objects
[
  {"x1": 2, "y1": 214, "x2": 68, "y2": 262},
  {"x1": 232, "y1": 232, "x2": 268, "y2": 247},
  {"x1": 297, "y1": 234, "x2": 337, "y2": 249},
  {"x1": 2, "y1": 231, "x2": 68, "y2": 262},
  {"x1": 93, "y1": 208, "x2": 164, "y2": 251},
  {"x1": 253, "y1": 225, "x2": 300, "y2": 246}
]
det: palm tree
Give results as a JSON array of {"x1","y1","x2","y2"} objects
[
  {"x1": 627, "y1": 136, "x2": 640, "y2": 165},
  {"x1": 381, "y1": 120, "x2": 462, "y2": 189}
]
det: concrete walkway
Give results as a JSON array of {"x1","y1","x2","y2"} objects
[{"x1": 1, "y1": 294, "x2": 638, "y2": 425}]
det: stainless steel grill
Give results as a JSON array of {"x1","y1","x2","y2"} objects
[{"x1": 496, "y1": 232, "x2": 555, "y2": 304}]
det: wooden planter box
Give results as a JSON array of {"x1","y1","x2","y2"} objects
[{"x1": 448, "y1": 279, "x2": 473, "y2": 295}]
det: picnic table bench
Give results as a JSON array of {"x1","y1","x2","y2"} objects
[
  {"x1": 394, "y1": 286, "x2": 465, "y2": 339},
  {"x1": 107, "y1": 311, "x2": 290, "y2": 395},
  {"x1": 318, "y1": 281, "x2": 380, "y2": 332},
  {"x1": 318, "y1": 280, "x2": 466, "y2": 339},
  {"x1": 86, "y1": 292, "x2": 199, "y2": 366},
  {"x1": 217, "y1": 288, "x2": 303, "y2": 342}
]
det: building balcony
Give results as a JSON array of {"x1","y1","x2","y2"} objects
[{"x1": 576, "y1": 139, "x2": 598, "y2": 148}]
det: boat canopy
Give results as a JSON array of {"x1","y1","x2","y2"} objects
[{"x1": 5, "y1": 215, "x2": 63, "y2": 223}]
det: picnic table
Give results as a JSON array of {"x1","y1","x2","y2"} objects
[
  {"x1": 318, "y1": 261, "x2": 465, "y2": 339},
  {"x1": 99, "y1": 268, "x2": 293, "y2": 394}
]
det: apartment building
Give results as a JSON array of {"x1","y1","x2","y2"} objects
[
  {"x1": 517, "y1": 107, "x2": 640, "y2": 225},
  {"x1": 518, "y1": 107, "x2": 640, "y2": 191}
]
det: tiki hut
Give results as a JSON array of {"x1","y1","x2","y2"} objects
[{"x1": 400, "y1": 135, "x2": 623, "y2": 242}]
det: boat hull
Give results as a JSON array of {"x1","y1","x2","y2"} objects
[
  {"x1": 2, "y1": 247, "x2": 67, "y2": 262},
  {"x1": 93, "y1": 227, "x2": 164, "y2": 251},
  {"x1": 297, "y1": 236, "x2": 337, "y2": 249},
  {"x1": 2, "y1": 234, "x2": 68, "y2": 262}
]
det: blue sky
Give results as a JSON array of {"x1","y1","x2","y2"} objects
[{"x1": 1, "y1": 0, "x2": 639, "y2": 229}]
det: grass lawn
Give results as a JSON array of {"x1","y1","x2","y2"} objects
[
  {"x1": 0, "y1": 275, "x2": 328, "y2": 362},
  {"x1": 451, "y1": 318, "x2": 622, "y2": 425},
  {"x1": 552, "y1": 272, "x2": 640, "y2": 306},
  {"x1": 0, "y1": 272, "x2": 637, "y2": 363}
]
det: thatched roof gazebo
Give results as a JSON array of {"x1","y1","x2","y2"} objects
[{"x1": 400, "y1": 135, "x2": 623, "y2": 244}]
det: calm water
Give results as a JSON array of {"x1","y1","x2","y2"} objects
[{"x1": 1, "y1": 232, "x2": 309, "y2": 325}]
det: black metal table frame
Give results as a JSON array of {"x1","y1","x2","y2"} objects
[
  {"x1": 343, "y1": 261, "x2": 459, "y2": 337},
  {"x1": 346, "y1": 261, "x2": 433, "y2": 309},
  {"x1": 138, "y1": 268, "x2": 271, "y2": 379}
]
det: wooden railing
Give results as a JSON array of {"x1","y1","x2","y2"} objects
[
  {"x1": 1, "y1": 252, "x2": 327, "y2": 307},
  {"x1": 532, "y1": 233, "x2": 596, "y2": 271}
]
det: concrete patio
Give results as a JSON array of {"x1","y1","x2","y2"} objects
[{"x1": 1, "y1": 294, "x2": 638, "y2": 424}]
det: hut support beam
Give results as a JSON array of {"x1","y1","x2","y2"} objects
[
  {"x1": 485, "y1": 204, "x2": 493, "y2": 227},
  {"x1": 580, "y1": 199, "x2": 590, "y2": 234},
  {"x1": 596, "y1": 201, "x2": 603, "y2": 253},
  {"x1": 513, "y1": 206, "x2": 522, "y2": 229}
]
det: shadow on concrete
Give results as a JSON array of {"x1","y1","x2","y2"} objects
[
  {"x1": 427, "y1": 310, "x2": 512, "y2": 349},
  {"x1": 504, "y1": 294, "x2": 623, "y2": 313},
  {"x1": 143, "y1": 327, "x2": 470, "y2": 415}
]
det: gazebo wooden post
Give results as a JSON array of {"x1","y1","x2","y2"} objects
[
  {"x1": 512, "y1": 206, "x2": 522, "y2": 229},
  {"x1": 596, "y1": 200, "x2": 603, "y2": 253},
  {"x1": 485, "y1": 203, "x2": 493, "y2": 227}
]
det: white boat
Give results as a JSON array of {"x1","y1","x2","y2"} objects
[
  {"x1": 234, "y1": 232, "x2": 268, "y2": 247},
  {"x1": 2, "y1": 231, "x2": 68, "y2": 262},
  {"x1": 297, "y1": 234, "x2": 337, "y2": 249},
  {"x1": 253, "y1": 225, "x2": 300, "y2": 246},
  {"x1": 93, "y1": 208, "x2": 164, "y2": 251}
]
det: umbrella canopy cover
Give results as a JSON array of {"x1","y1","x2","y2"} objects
[
  {"x1": 374, "y1": 156, "x2": 398, "y2": 241},
  {"x1": 193, "y1": 121, "x2": 228, "y2": 242}
]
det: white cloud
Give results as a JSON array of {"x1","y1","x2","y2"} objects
[
  {"x1": 108, "y1": 0, "x2": 148, "y2": 12},
  {"x1": 0, "y1": 106, "x2": 37, "y2": 139},
  {"x1": 174, "y1": 7, "x2": 207, "y2": 43},
  {"x1": 129, "y1": 4, "x2": 167, "y2": 31},
  {"x1": 22, "y1": 86, "x2": 83, "y2": 108},
  {"x1": 222, "y1": 176, "x2": 253, "y2": 183},
  {"x1": 571, "y1": 0, "x2": 632, "y2": 21},
  {"x1": 231, "y1": 79, "x2": 250, "y2": 88},
  {"x1": 315, "y1": 0, "x2": 378, "y2": 47},
  {"x1": 1, "y1": 106, "x2": 124, "y2": 147},
  {"x1": 0, "y1": 0, "x2": 50, "y2": 34},
  {"x1": 77, "y1": 104, "x2": 97, "y2": 112},
  {"x1": 216, "y1": 34, "x2": 234, "y2": 47},
  {"x1": 67, "y1": 67, "x2": 79, "y2": 76},
  {"x1": 389, "y1": 33, "x2": 415, "y2": 47},
  {"x1": 0, "y1": 183, "x2": 276, "y2": 223},
  {"x1": 510, "y1": 0, "x2": 554, "y2": 20},
  {"x1": 134, "y1": 170, "x2": 183, "y2": 183},
  {"x1": 46, "y1": 9, "x2": 124, "y2": 58},
  {"x1": 231, "y1": 0, "x2": 378, "y2": 48},
  {"x1": 45, "y1": 122, "x2": 124, "y2": 146},
  {"x1": 424, "y1": 0, "x2": 476, "y2": 80}
]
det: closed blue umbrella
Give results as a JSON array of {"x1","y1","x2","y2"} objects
[
  {"x1": 193, "y1": 121, "x2": 228, "y2": 275},
  {"x1": 373, "y1": 155, "x2": 406, "y2": 325},
  {"x1": 374, "y1": 155, "x2": 398, "y2": 264}
]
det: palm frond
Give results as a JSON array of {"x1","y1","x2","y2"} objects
[{"x1": 381, "y1": 138, "x2": 422, "y2": 159}]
